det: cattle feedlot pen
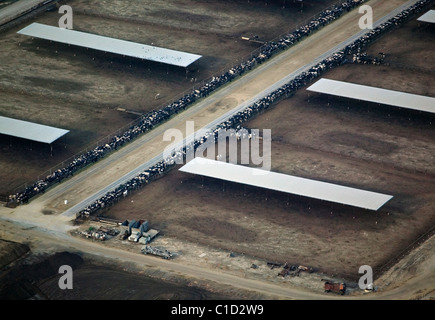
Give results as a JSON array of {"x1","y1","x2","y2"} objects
[
  {"x1": 179, "y1": 157, "x2": 394, "y2": 211},
  {"x1": 307, "y1": 78, "x2": 435, "y2": 114},
  {"x1": 0, "y1": 115, "x2": 69, "y2": 144},
  {"x1": 417, "y1": 9, "x2": 435, "y2": 22},
  {"x1": 17, "y1": 22, "x2": 202, "y2": 67}
]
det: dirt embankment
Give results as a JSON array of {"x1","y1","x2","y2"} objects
[
  {"x1": 0, "y1": 244, "x2": 248, "y2": 300},
  {"x1": 0, "y1": 250, "x2": 83, "y2": 300},
  {"x1": 0, "y1": 238, "x2": 29, "y2": 269}
]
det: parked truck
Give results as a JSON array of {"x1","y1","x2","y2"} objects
[{"x1": 324, "y1": 281, "x2": 346, "y2": 295}]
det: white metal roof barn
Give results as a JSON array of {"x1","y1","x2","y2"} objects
[
  {"x1": 17, "y1": 23, "x2": 202, "y2": 67},
  {"x1": 417, "y1": 10, "x2": 435, "y2": 23},
  {"x1": 179, "y1": 157, "x2": 393, "y2": 211},
  {"x1": 0, "y1": 116, "x2": 69, "y2": 144},
  {"x1": 307, "y1": 78, "x2": 435, "y2": 114}
]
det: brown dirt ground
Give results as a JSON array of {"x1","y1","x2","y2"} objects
[
  {"x1": 100, "y1": 13, "x2": 435, "y2": 282},
  {"x1": 0, "y1": 1, "x2": 19, "y2": 11},
  {"x1": 0, "y1": 218, "x2": 270, "y2": 300},
  {"x1": 0, "y1": 0, "x2": 337, "y2": 197},
  {"x1": 0, "y1": 238, "x2": 29, "y2": 269},
  {"x1": 0, "y1": 248, "x2": 237, "y2": 300}
]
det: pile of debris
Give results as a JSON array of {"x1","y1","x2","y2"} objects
[
  {"x1": 141, "y1": 245, "x2": 173, "y2": 260},
  {"x1": 266, "y1": 261, "x2": 282, "y2": 269},
  {"x1": 98, "y1": 226, "x2": 120, "y2": 237},
  {"x1": 79, "y1": 226, "x2": 120, "y2": 241},
  {"x1": 80, "y1": 227, "x2": 105, "y2": 241},
  {"x1": 271, "y1": 262, "x2": 314, "y2": 277}
]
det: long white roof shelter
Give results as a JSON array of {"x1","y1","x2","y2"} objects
[
  {"x1": 17, "y1": 23, "x2": 202, "y2": 67},
  {"x1": 0, "y1": 116, "x2": 69, "y2": 144},
  {"x1": 417, "y1": 10, "x2": 435, "y2": 23},
  {"x1": 179, "y1": 157, "x2": 393, "y2": 211},
  {"x1": 307, "y1": 78, "x2": 435, "y2": 114}
]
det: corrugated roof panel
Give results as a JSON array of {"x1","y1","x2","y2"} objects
[
  {"x1": 179, "y1": 157, "x2": 393, "y2": 211},
  {"x1": 307, "y1": 78, "x2": 435, "y2": 114},
  {"x1": 0, "y1": 116, "x2": 69, "y2": 144},
  {"x1": 417, "y1": 10, "x2": 435, "y2": 23},
  {"x1": 17, "y1": 23, "x2": 202, "y2": 67}
]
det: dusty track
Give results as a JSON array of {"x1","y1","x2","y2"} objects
[{"x1": 0, "y1": 215, "x2": 433, "y2": 300}]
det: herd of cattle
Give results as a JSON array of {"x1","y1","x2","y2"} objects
[{"x1": 8, "y1": 0, "x2": 432, "y2": 212}]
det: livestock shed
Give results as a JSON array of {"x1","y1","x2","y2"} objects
[
  {"x1": 0, "y1": 115, "x2": 69, "y2": 144},
  {"x1": 179, "y1": 157, "x2": 393, "y2": 211},
  {"x1": 306, "y1": 78, "x2": 435, "y2": 114},
  {"x1": 417, "y1": 10, "x2": 435, "y2": 23},
  {"x1": 17, "y1": 23, "x2": 202, "y2": 67}
]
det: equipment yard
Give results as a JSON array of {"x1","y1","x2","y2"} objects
[{"x1": 0, "y1": 0, "x2": 434, "y2": 301}]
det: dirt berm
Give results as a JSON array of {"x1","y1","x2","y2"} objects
[{"x1": 0, "y1": 238, "x2": 29, "y2": 269}]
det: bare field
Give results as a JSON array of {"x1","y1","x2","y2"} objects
[
  {"x1": 0, "y1": 0, "x2": 337, "y2": 196},
  {"x1": 0, "y1": 1, "x2": 19, "y2": 11},
  {"x1": 100, "y1": 14, "x2": 435, "y2": 282},
  {"x1": 0, "y1": 249, "x2": 235, "y2": 300}
]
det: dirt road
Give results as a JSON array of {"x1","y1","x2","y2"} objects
[
  {"x1": 0, "y1": 216, "x2": 322, "y2": 299},
  {"x1": 0, "y1": 214, "x2": 433, "y2": 300}
]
